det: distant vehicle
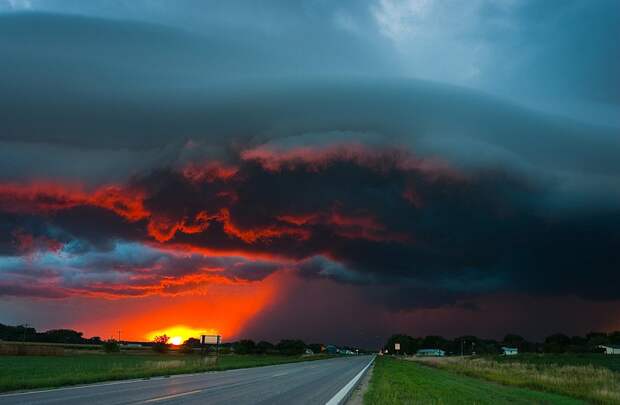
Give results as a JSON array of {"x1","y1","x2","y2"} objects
[
  {"x1": 501, "y1": 346, "x2": 518, "y2": 356},
  {"x1": 416, "y1": 348, "x2": 445, "y2": 357}
]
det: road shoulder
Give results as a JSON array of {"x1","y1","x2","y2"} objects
[{"x1": 346, "y1": 361, "x2": 374, "y2": 405}]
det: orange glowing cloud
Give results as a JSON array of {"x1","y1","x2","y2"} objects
[
  {"x1": 0, "y1": 182, "x2": 148, "y2": 221},
  {"x1": 182, "y1": 161, "x2": 238, "y2": 183},
  {"x1": 79, "y1": 272, "x2": 282, "y2": 342},
  {"x1": 240, "y1": 142, "x2": 455, "y2": 175}
]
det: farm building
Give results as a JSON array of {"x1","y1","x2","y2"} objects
[
  {"x1": 416, "y1": 348, "x2": 445, "y2": 357},
  {"x1": 501, "y1": 347, "x2": 518, "y2": 356},
  {"x1": 599, "y1": 345, "x2": 620, "y2": 355}
]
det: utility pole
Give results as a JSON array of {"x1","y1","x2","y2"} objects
[
  {"x1": 22, "y1": 323, "x2": 29, "y2": 342},
  {"x1": 461, "y1": 340, "x2": 465, "y2": 357},
  {"x1": 117, "y1": 330, "x2": 122, "y2": 343}
]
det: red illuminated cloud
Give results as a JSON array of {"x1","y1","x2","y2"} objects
[
  {"x1": 0, "y1": 182, "x2": 148, "y2": 221},
  {"x1": 0, "y1": 147, "x2": 417, "y2": 248},
  {"x1": 240, "y1": 142, "x2": 454, "y2": 175},
  {"x1": 2, "y1": 142, "x2": 614, "y2": 308}
]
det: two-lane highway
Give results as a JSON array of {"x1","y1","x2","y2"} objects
[{"x1": 0, "y1": 355, "x2": 374, "y2": 405}]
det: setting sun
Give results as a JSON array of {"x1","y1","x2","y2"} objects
[{"x1": 146, "y1": 325, "x2": 220, "y2": 345}]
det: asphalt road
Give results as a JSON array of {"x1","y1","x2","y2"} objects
[{"x1": 0, "y1": 355, "x2": 374, "y2": 405}]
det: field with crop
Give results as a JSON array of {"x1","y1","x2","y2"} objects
[
  {"x1": 364, "y1": 356, "x2": 583, "y2": 404},
  {"x1": 0, "y1": 353, "x2": 330, "y2": 392},
  {"x1": 423, "y1": 354, "x2": 620, "y2": 404},
  {"x1": 492, "y1": 353, "x2": 620, "y2": 373}
]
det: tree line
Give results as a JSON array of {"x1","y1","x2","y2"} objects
[
  {"x1": 0, "y1": 323, "x2": 102, "y2": 344},
  {"x1": 182, "y1": 338, "x2": 324, "y2": 356},
  {"x1": 384, "y1": 331, "x2": 620, "y2": 355},
  {"x1": 1, "y1": 324, "x2": 358, "y2": 356}
]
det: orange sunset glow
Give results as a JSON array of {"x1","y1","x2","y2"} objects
[
  {"x1": 147, "y1": 325, "x2": 220, "y2": 345},
  {"x1": 74, "y1": 272, "x2": 281, "y2": 343}
]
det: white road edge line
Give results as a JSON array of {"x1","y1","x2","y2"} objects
[
  {"x1": 141, "y1": 389, "x2": 203, "y2": 403},
  {"x1": 325, "y1": 356, "x2": 375, "y2": 405}
]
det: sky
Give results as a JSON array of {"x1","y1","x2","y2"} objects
[{"x1": 0, "y1": 0, "x2": 619, "y2": 348}]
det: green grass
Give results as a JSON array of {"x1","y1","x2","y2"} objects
[
  {"x1": 0, "y1": 353, "x2": 331, "y2": 393},
  {"x1": 436, "y1": 356, "x2": 620, "y2": 404},
  {"x1": 364, "y1": 357, "x2": 584, "y2": 405},
  {"x1": 492, "y1": 353, "x2": 620, "y2": 373}
]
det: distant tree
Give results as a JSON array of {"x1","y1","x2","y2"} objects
[
  {"x1": 471, "y1": 339, "x2": 500, "y2": 355},
  {"x1": 87, "y1": 336, "x2": 103, "y2": 345},
  {"x1": 384, "y1": 334, "x2": 420, "y2": 355},
  {"x1": 421, "y1": 336, "x2": 449, "y2": 352},
  {"x1": 256, "y1": 341, "x2": 275, "y2": 354},
  {"x1": 0, "y1": 323, "x2": 37, "y2": 342},
  {"x1": 233, "y1": 339, "x2": 256, "y2": 355},
  {"x1": 179, "y1": 337, "x2": 201, "y2": 354},
  {"x1": 102, "y1": 339, "x2": 120, "y2": 353},
  {"x1": 609, "y1": 331, "x2": 620, "y2": 345},
  {"x1": 503, "y1": 334, "x2": 525, "y2": 346},
  {"x1": 39, "y1": 329, "x2": 84, "y2": 344},
  {"x1": 0, "y1": 323, "x2": 99, "y2": 345},
  {"x1": 544, "y1": 333, "x2": 571, "y2": 353},
  {"x1": 183, "y1": 337, "x2": 201, "y2": 348},
  {"x1": 454, "y1": 336, "x2": 481, "y2": 355},
  {"x1": 152, "y1": 334, "x2": 170, "y2": 353},
  {"x1": 568, "y1": 335, "x2": 588, "y2": 352},
  {"x1": 276, "y1": 339, "x2": 306, "y2": 356},
  {"x1": 586, "y1": 332, "x2": 610, "y2": 348},
  {"x1": 307, "y1": 343, "x2": 323, "y2": 354}
]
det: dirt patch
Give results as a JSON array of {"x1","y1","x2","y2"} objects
[{"x1": 346, "y1": 362, "x2": 374, "y2": 405}]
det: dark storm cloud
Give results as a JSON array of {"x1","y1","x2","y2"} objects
[
  {"x1": 0, "y1": 5, "x2": 618, "y2": 316},
  {"x1": 3, "y1": 0, "x2": 619, "y2": 126},
  {"x1": 1, "y1": 146, "x2": 618, "y2": 307}
]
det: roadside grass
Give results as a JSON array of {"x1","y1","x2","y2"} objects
[
  {"x1": 432, "y1": 356, "x2": 620, "y2": 405},
  {"x1": 0, "y1": 353, "x2": 331, "y2": 393},
  {"x1": 364, "y1": 356, "x2": 584, "y2": 405},
  {"x1": 492, "y1": 353, "x2": 620, "y2": 373}
]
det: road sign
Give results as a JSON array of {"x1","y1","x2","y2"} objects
[
  {"x1": 394, "y1": 343, "x2": 400, "y2": 350},
  {"x1": 201, "y1": 335, "x2": 221, "y2": 345}
]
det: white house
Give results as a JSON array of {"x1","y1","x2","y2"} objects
[
  {"x1": 599, "y1": 345, "x2": 620, "y2": 355},
  {"x1": 501, "y1": 346, "x2": 518, "y2": 356}
]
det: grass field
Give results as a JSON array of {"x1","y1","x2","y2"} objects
[
  {"x1": 364, "y1": 357, "x2": 583, "y2": 404},
  {"x1": 0, "y1": 353, "x2": 330, "y2": 392},
  {"x1": 493, "y1": 353, "x2": 620, "y2": 373},
  {"x1": 431, "y1": 355, "x2": 620, "y2": 404}
]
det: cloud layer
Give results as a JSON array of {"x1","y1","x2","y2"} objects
[{"x1": 0, "y1": 6, "x2": 618, "y2": 342}]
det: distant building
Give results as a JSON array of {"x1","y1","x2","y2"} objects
[
  {"x1": 501, "y1": 347, "x2": 518, "y2": 356},
  {"x1": 599, "y1": 345, "x2": 620, "y2": 355},
  {"x1": 416, "y1": 348, "x2": 445, "y2": 357},
  {"x1": 304, "y1": 348, "x2": 314, "y2": 355}
]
